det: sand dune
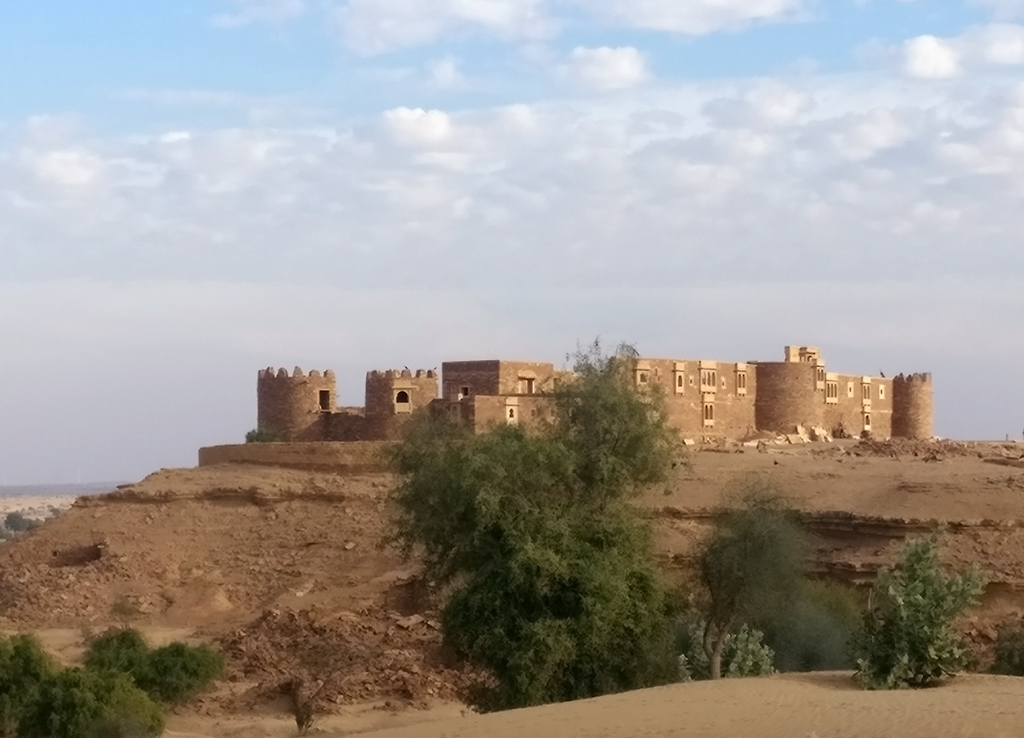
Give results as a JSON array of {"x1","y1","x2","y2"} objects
[{"x1": 351, "y1": 673, "x2": 1024, "y2": 738}]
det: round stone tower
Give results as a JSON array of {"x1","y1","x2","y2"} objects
[
  {"x1": 754, "y1": 362, "x2": 822, "y2": 433},
  {"x1": 256, "y1": 367, "x2": 336, "y2": 441},
  {"x1": 892, "y1": 373, "x2": 933, "y2": 439}
]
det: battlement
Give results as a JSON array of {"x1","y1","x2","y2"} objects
[
  {"x1": 365, "y1": 369, "x2": 437, "y2": 380},
  {"x1": 258, "y1": 367, "x2": 336, "y2": 381},
  {"x1": 893, "y1": 372, "x2": 932, "y2": 385}
]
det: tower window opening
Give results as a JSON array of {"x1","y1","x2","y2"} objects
[
  {"x1": 677, "y1": 375, "x2": 684, "y2": 388},
  {"x1": 509, "y1": 408, "x2": 516, "y2": 419},
  {"x1": 395, "y1": 390, "x2": 410, "y2": 404},
  {"x1": 460, "y1": 386, "x2": 470, "y2": 399},
  {"x1": 862, "y1": 383, "x2": 871, "y2": 400},
  {"x1": 847, "y1": 382, "x2": 854, "y2": 398},
  {"x1": 878, "y1": 385, "x2": 885, "y2": 400},
  {"x1": 639, "y1": 372, "x2": 648, "y2": 384},
  {"x1": 318, "y1": 390, "x2": 331, "y2": 412}
]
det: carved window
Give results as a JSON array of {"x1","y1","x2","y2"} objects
[
  {"x1": 703, "y1": 402, "x2": 715, "y2": 426},
  {"x1": 395, "y1": 391, "x2": 410, "y2": 404},
  {"x1": 878, "y1": 385, "x2": 885, "y2": 400},
  {"x1": 318, "y1": 390, "x2": 331, "y2": 412},
  {"x1": 863, "y1": 413, "x2": 871, "y2": 430},
  {"x1": 701, "y1": 371, "x2": 717, "y2": 390},
  {"x1": 862, "y1": 383, "x2": 871, "y2": 400}
]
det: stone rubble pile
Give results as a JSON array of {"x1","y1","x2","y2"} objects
[{"x1": 217, "y1": 606, "x2": 481, "y2": 713}]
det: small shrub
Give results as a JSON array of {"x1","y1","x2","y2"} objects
[
  {"x1": 84, "y1": 629, "x2": 223, "y2": 704},
  {"x1": 245, "y1": 428, "x2": 281, "y2": 443},
  {"x1": 992, "y1": 620, "x2": 1024, "y2": 676},
  {"x1": 675, "y1": 617, "x2": 775, "y2": 681},
  {"x1": 853, "y1": 533, "x2": 984, "y2": 689},
  {"x1": 137, "y1": 642, "x2": 224, "y2": 703},
  {"x1": 762, "y1": 580, "x2": 863, "y2": 672},
  {"x1": 17, "y1": 669, "x2": 164, "y2": 738},
  {"x1": 3, "y1": 513, "x2": 31, "y2": 534},
  {"x1": 84, "y1": 630, "x2": 149, "y2": 677},
  {"x1": 0, "y1": 635, "x2": 56, "y2": 736}
]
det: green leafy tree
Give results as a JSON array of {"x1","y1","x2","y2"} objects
[
  {"x1": 853, "y1": 533, "x2": 984, "y2": 689},
  {"x1": 388, "y1": 342, "x2": 682, "y2": 710},
  {"x1": 0, "y1": 635, "x2": 56, "y2": 737},
  {"x1": 697, "y1": 484, "x2": 805, "y2": 679},
  {"x1": 17, "y1": 669, "x2": 164, "y2": 738}
]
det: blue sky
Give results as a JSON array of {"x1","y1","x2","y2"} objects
[{"x1": 2, "y1": 0, "x2": 1024, "y2": 483}]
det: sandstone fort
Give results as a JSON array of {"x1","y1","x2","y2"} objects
[{"x1": 255, "y1": 345, "x2": 933, "y2": 443}]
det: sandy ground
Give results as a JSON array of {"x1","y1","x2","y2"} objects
[
  {"x1": 350, "y1": 673, "x2": 1024, "y2": 738},
  {"x1": 0, "y1": 494, "x2": 75, "y2": 520}
]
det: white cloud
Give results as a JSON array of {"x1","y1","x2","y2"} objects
[
  {"x1": 30, "y1": 150, "x2": 104, "y2": 186},
  {"x1": 213, "y1": 0, "x2": 305, "y2": 27},
  {"x1": 564, "y1": 46, "x2": 649, "y2": 90},
  {"x1": 573, "y1": 0, "x2": 805, "y2": 34},
  {"x1": 831, "y1": 108, "x2": 909, "y2": 160},
  {"x1": 428, "y1": 56, "x2": 466, "y2": 89},
  {"x1": 904, "y1": 35, "x2": 961, "y2": 78},
  {"x1": 896, "y1": 26, "x2": 1024, "y2": 79},
  {"x1": 383, "y1": 107, "x2": 454, "y2": 145},
  {"x1": 335, "y1": 0, "x2": 550, "y2": 55},
  {"x1": 329, "y1": 0, "x2": 804, "y2": 53},
  {"x1": 970, "y1": 23, "x2": 1024, "y2": 64},
  {"x1": 972, "y1": 0, "x2": 1024, "y2": 20}
]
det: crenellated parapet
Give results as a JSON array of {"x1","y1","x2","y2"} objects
[
  {"x1": 257, "y1": 366, "x2": 338, "y2": 441},
  {"x1": 364, "y1": 368, "x2": 439, "y2": 424}
]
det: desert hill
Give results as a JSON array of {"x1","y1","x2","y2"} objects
[{"x1": 2, "y1": 438, "x2": 1024, "y2": 735}]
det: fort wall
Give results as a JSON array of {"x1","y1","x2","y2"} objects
[
  {"x1": 892, "y1": 373, "x2": 934, "y2": 439},
  {"x1": 634, "y1": 359, "x2": 757, "y2": 439},
  {"x1": 198, "y1": 441, "x2": 389, "y2": 473}
]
